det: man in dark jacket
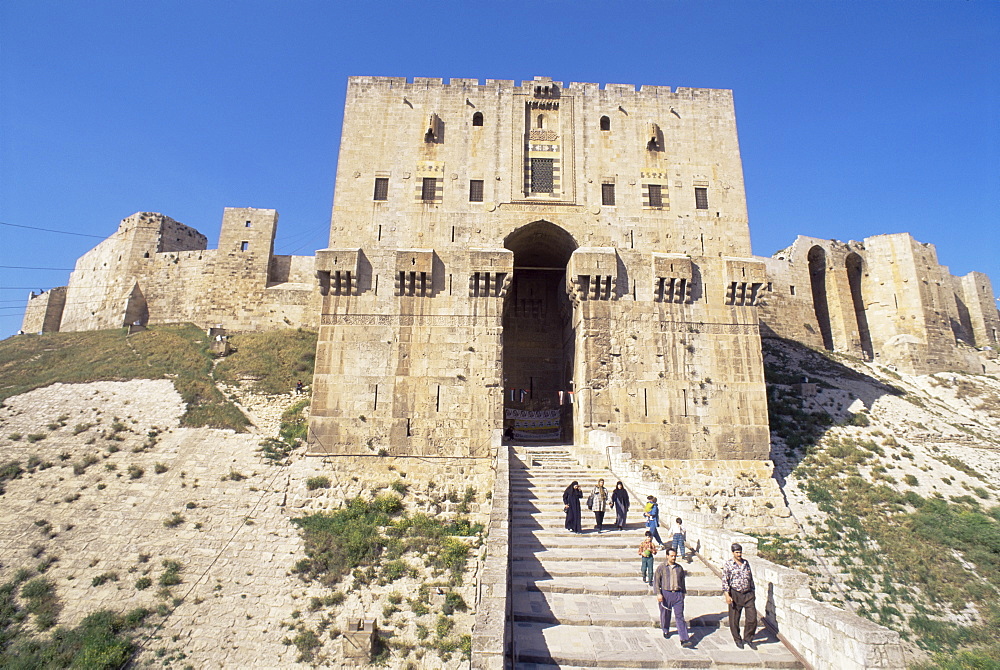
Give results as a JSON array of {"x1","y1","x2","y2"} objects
[{"x1": 653, "y1": 547, "x2": 693, "y2": 648}]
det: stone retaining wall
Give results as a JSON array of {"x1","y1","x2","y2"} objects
[
  {"x1": 472, "y1": 433, "x2": 510, "y2": 670},
  {"x1": 694, "y1": 526, "x2": 905, "y2": 670}
]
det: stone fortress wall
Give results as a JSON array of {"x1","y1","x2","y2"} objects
[
  {"x1": 24, "y1": 209, "x2": 322, "y2": 334},
  {"x1": 23, "y1": 75, "x2": 1000, "y2": 456},
  {"x1": 310, "y1": 75, "x2": 769, "y2": 460},
  {"x1": 759, "y1": 234, "x2": 999, "y2": 375}
]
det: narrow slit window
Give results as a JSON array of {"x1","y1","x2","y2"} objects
[
  {"x1": 240, "y1": 241, "x2": 249, "y2": 251},
  {"x1": 472, "y1": 112, "x2": 484, "y2": 126},
  {"x1": 373, "y1": 177, "x2": 389, "y2": 201},
  {"x1": 531, "y1": 158, "x2": 554, "y2": 193},
  {"x1": 648, "y1": 184, "x2": 662, "y2": 207},
  {"x1": 600, "y1": 115, "x2": 610, "y2": 131},
  {"x1": 469, "y1": 179, "x2": 484, "y2": 202},
  {"x1": 602, "y1": 183, "x2": 616, "y2": 206},
  {"x1": 421, "y1": 177, "x2": 437, "y2": 201},
  {"x1": 695, "y1": 187, "x2": 709, "y2": 209}
]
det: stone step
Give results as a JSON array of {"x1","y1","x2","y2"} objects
[
  {"x1": 514, "y1": 575, "x2": 720, "y2": 597},
  {"x1": 514, "y1": 560, "x2": 670, "y2": 579},
  {"x1": 512, "y1": 621, "x2": 802, "y2": 669},
  {"x1": 512, "y1": 590, "x2": 735, "y2": 628},
  {"x1": 511, "y1": 548, "x2": 711, "y2": 571},
  {"x1": 510, "y1": 535, "x2": 672, "y2": 549}
]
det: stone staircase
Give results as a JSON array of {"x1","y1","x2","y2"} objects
[{"x1": 508, "y1": 445, "x2": 804, "y2": 669}]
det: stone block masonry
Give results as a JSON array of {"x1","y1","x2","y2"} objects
[{"x1": 21, "y1": 74, "x2": 1000, "y2": 457}]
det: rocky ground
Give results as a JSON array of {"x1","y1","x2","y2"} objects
[
  {"x1": 764, "y1": 341, "x2": 1000, "y2": 661},
  {"x1": 0, "y1": 380, "x2": 491, "y2": 669}
]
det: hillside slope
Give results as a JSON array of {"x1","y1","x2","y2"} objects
[{"x1": 761, "y1": 338, "x2": 1000, "y2": 666}]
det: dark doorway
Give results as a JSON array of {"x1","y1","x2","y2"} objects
[
  {"x1": 808, "y1": 246, "x2": 834, "y2": 350},
  {"x1": 845, "y1": 253, "x2": 874, "y2": 359},
  {"x1": 502, "y1": 222, "x2": 577, "y2": 442}
]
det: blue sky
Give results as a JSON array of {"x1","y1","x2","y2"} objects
[{"x1": 1, "y1": 0, "x2": 997, "y2": 338}]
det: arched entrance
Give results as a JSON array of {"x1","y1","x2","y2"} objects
[
  {"x1": 845, "y1": 253, "x2": 874, "y2": 359},
  {"x1": 502, "y1": 221, "x2": 577, "y2": 442},
  {"x1": 808, "y1": 246, "x2": 834, "y2": 350}
]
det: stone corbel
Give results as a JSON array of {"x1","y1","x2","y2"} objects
[
  {"x1": 724, "y1": 257, "x2": 766, "y2": 306},
  {"x1": 653, "y1": 253, "x2": 694, "y2": 303},
  {"x1": 468, "y1": 248, "x2": 513, "y2": 298},
  {"x1": 316, "y1": 248, "x2": 360, "y2": 296},
  {"x1": 567, "y1": 247, "x2": 619, "y2": 302},
  {"x1": 395, "y1": 249, "x2": 435, "y2": 296}
]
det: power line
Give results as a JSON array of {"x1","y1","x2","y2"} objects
[
  {"x1": 0, "y1": 220, "x2": 107, "y2": 239},
  {"x1": 0, "y1": 265, "x2": 76, "y2": 271}
]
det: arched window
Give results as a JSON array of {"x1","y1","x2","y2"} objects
[
  {"x1": 537, "y1": 114, "x2": 545, "y2": 129},
  {"x1": 472, "y1": 112, "x2": 483, "y2": 126},
  {"x1": 600, "y1": 115, "x2": 611, "y2": 131}
]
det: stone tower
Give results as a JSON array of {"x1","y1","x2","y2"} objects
[{"x1": 308, "y1": 76, "x2": 770, "y2": 460}]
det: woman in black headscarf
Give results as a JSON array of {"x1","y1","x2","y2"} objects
[
  {"x1": 562, "y1": 480, "x2": 583, "y2": 533},
  {"x1": 611, "y1": 480, "x2": 630, "y2": 530}
]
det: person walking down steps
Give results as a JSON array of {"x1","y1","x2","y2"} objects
[
  {"x1": 722, "y1": 543, "x2": 758, "y2": 650},
  {"x1": 644, "y1": 496, "x2": 665, "y2": 547},
  {"x1": 588, "y1": 478, "x2": 609, "y2": 533},
  {"x1": 670, "y1": 517, "x2": 687, "y2": 558},
  {"x1": 611, "y1": 481, "x2": 630, "y2": 530},
  {"x1": 637, "y1": 531, "x2": 658, "y2": 585},
  {"x1": 654, "y1": 547, "x2": 694, "y2": 648},
  {"x1": 562, "y1": 481, "x2": 583, "y2": 533}
]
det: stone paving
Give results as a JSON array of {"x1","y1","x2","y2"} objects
[{"x1": 508, "y1": 446, "x2": 803, "y2": 669}]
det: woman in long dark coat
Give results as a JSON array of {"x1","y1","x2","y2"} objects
[
  {"x1": 562, "y1": 481, "x2": 583, "y2": 533},
  {"x1": 610, "y1": 481, "x2": 630, "y2": 530}
]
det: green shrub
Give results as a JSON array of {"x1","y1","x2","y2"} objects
[
  {"x1": 381, "y1": 560, "x2": 409, "y2": 582},
  {"x1": 91, "y1": 572, "x2": 119, "y2": 587},
  {"x1": 442, "y1": 592, "x2": 467, "y2": 615},
  {"x1": 135, "y1": 577, "x2": 152, "y2": 590},
  {"x1": 372, "y1": 493, "x2": 403, "y2": 516},
  {"x1": 154, "y1": 462, "x2": 168, "y2": 474},
  {"x1": 20, "y1": 577, "x2": 61, "y2": 630},
  {"x1": 159, "y1": 559, "x2": 182, "y2": 587},
  {"x1": 292, "y1": 629, "x2": 321, "y2": 663},
  {"x1": 163, "y1": 512, "x2": 185, "y2": 528},
  {"x1": 305, "y1": 476, "x2": 331, "y2": 491},
  {"x1": 126, "y1": 465, "x2": 144, "y2": 479}
]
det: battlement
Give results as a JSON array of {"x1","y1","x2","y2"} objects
[{"x1": 346, "y1": 75, "x2": 732, "y2": 100}]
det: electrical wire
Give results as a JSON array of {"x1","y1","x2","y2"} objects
[{"x1": 0, "y1": 220, "x2": 108, "y2": 239}]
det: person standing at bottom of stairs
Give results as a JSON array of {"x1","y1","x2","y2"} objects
[
  {"x1": 654, "y1": 547, "x2": 694, "y2": 648},
  {"x1": 721, "y1": 543, "x2": 758, "y2": 650}
]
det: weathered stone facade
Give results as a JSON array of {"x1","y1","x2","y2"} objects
[
  {"x1": 22, "y1": 75, "x2": 999, "y2": 456},
  {"x1": 25, "y1": 209, "x2": 322, "y2": 334},
  {"x1": 759, "y1": 234, "x2": 999, "y2": 375},
  {"x1": 309, "y1": 76, "x2": 768, "y2": 460}
]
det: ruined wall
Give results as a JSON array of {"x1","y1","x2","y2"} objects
[
  {"x1": 758, "y1": 233, "x2": 995, "y2": 375},
  {"x1": 958, "y1": 271, "x2": 1000, "y2": 350},
  {"x1": 57, "y1": 213, "x2": 208, "y2": 332},
  {"x1": 25, "y1": 209, "x2": 324, "y2": 335},
  {"x1": 21, "y1": 287, "x2": 66, "y2": 333},
  {"x1": 310, "y1": 76, "x2": 769, "y2": 459}
]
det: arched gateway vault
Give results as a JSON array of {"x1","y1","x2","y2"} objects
[{"x1": 501, "y1": 221, "x2": 578, "y2": 442}]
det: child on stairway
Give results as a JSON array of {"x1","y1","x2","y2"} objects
[{"x1": 638, "y1": 531, "x2": 658, "y2": 584}]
